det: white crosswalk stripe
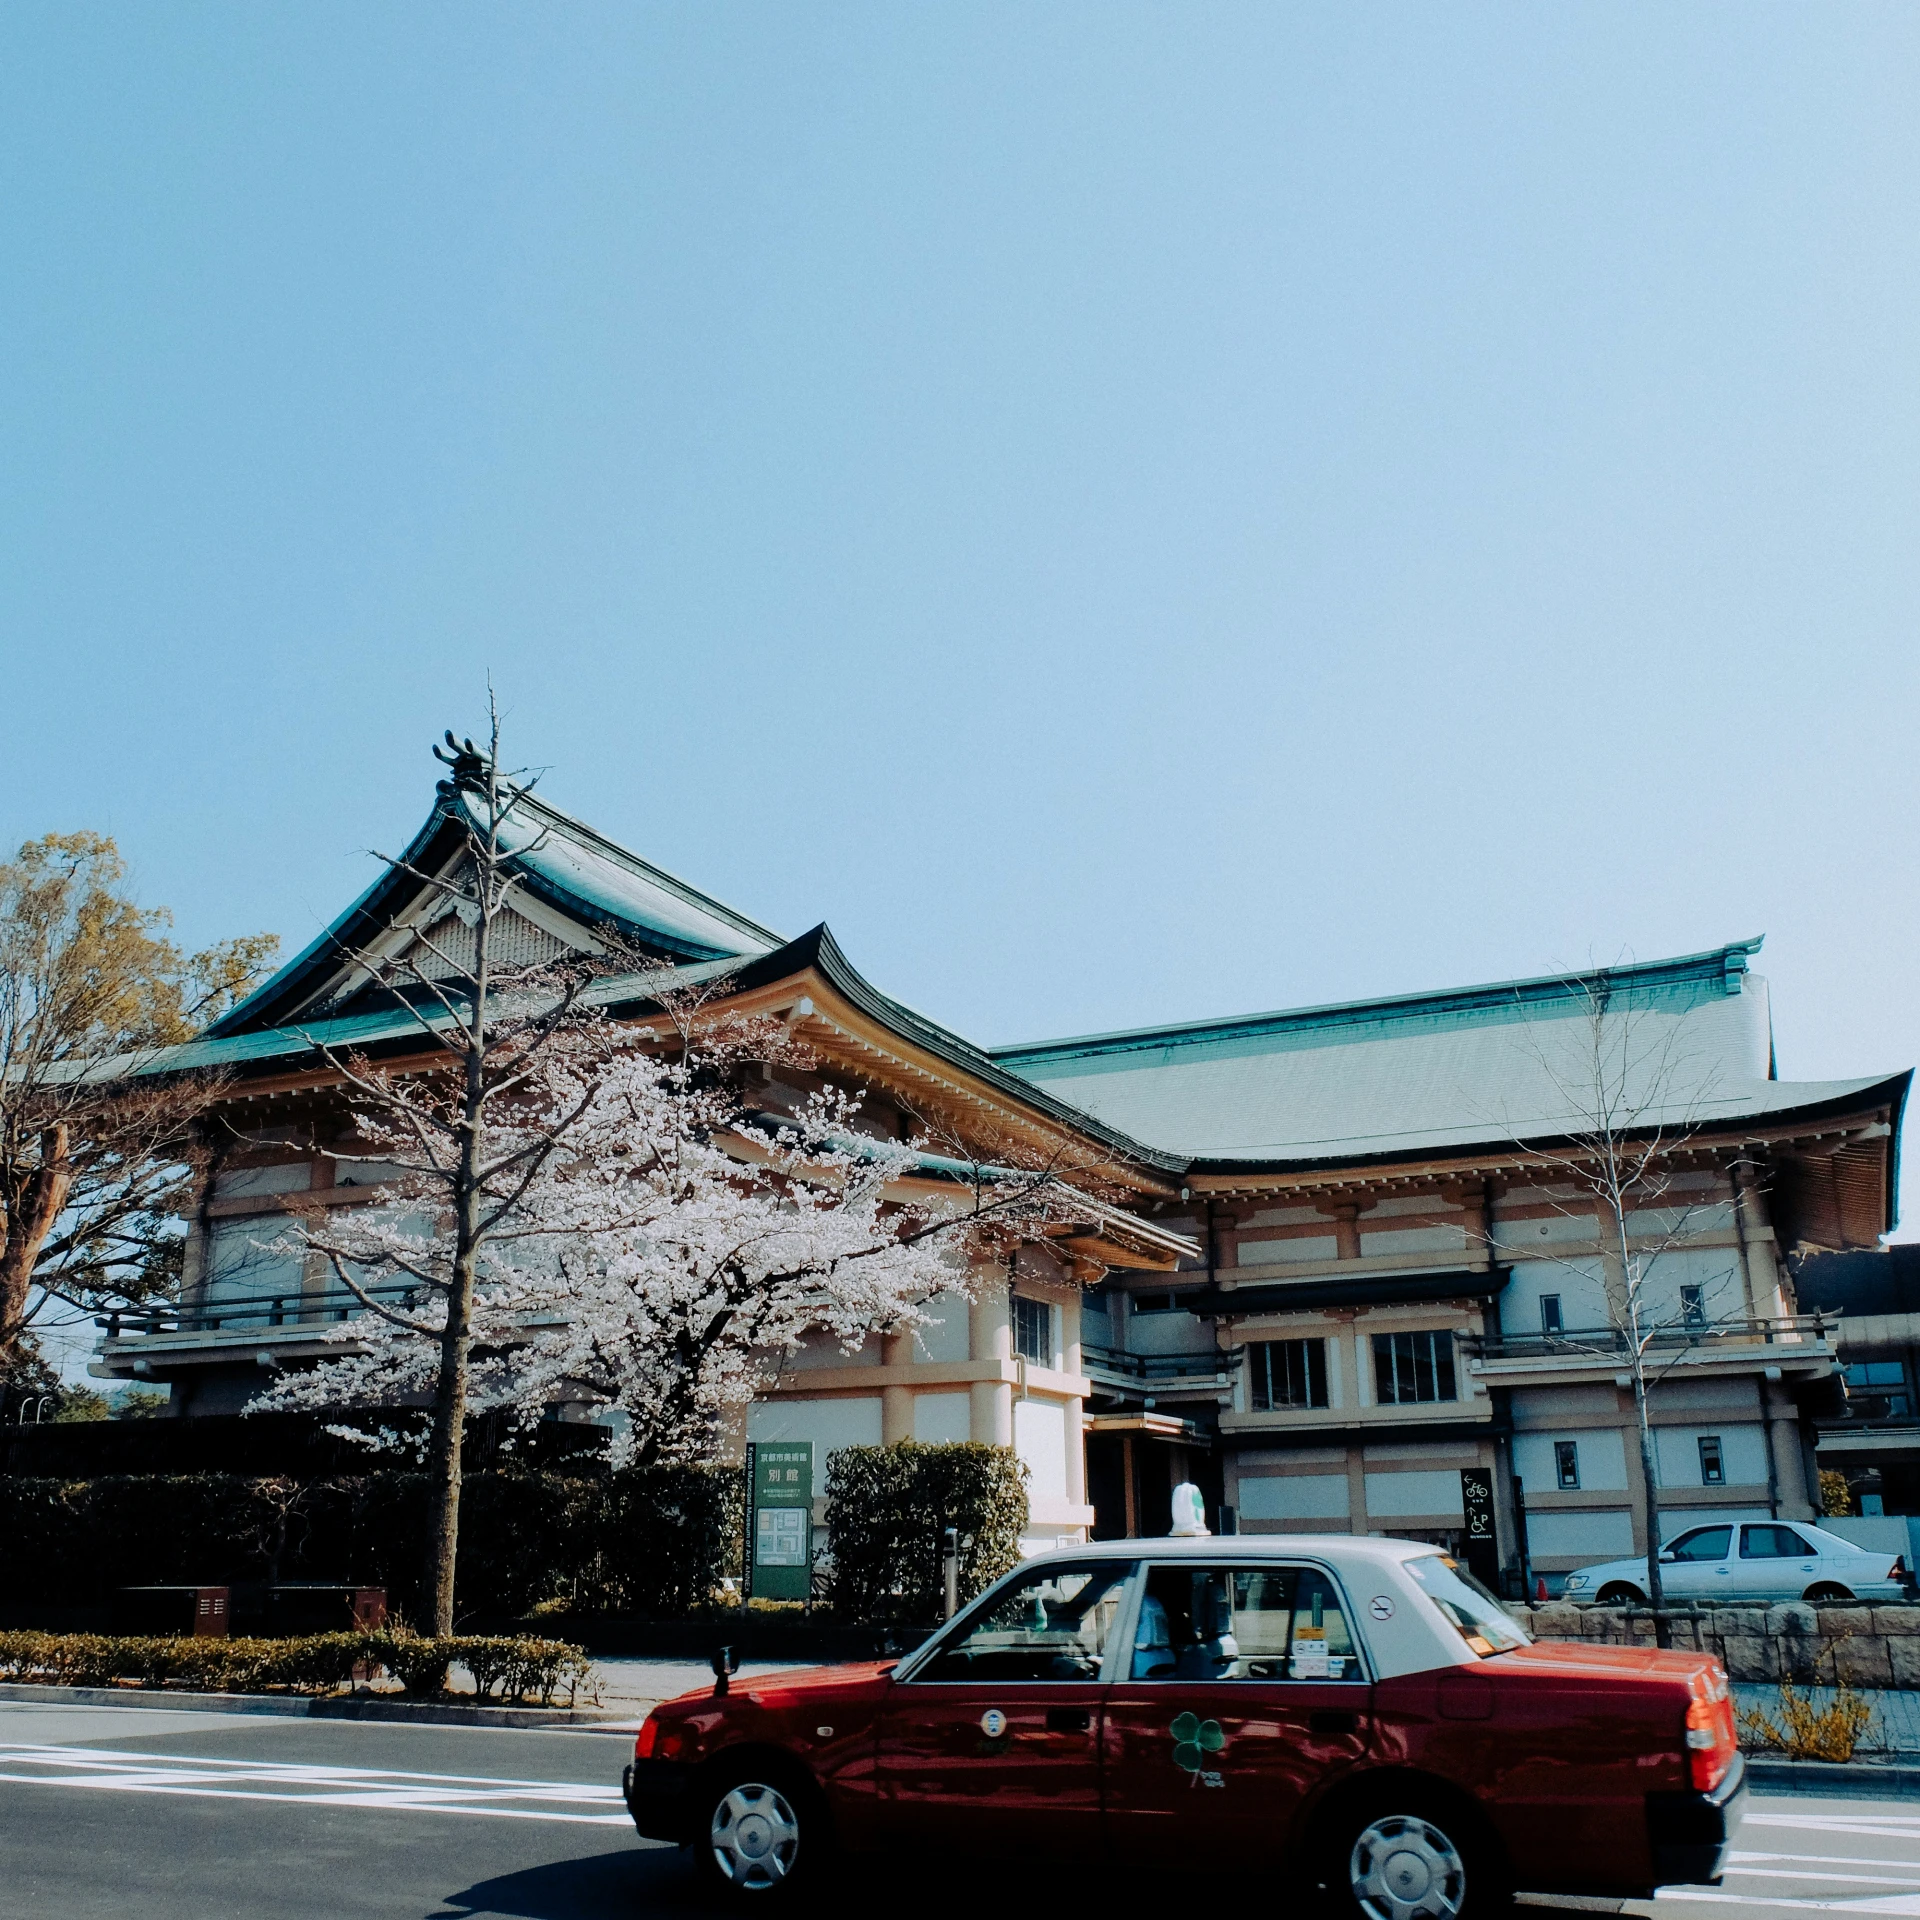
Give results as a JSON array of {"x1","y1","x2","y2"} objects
[{"x1": 0, "y1": 1743, "x2": 631, "y2": 1826}]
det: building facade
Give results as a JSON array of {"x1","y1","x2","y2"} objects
[{"x1": 95, "y1": 772, "x2": 1909, "y2": 1584}]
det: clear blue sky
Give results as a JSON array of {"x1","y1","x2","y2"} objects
[{"x1": 4, "y1": 8, "x2": 1918, "y2": 1237}]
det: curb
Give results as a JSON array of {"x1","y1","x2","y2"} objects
[
  {"x1": 0, "y1": 1680, "x2": 632, "y2": 1730},
  {"x1": 1748, "y1": 1756, "x2": 1920, "y2": 1798}
]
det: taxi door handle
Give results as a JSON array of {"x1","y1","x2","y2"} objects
[{"x1": 1045, "y1": 1707, "x2": 1091, "y2": 1734}]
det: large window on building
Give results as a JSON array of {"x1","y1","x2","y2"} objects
[
  {"x1": 1372, "y1": 1331, "x2": 1458, "y2": 1405},
  {"x1": 1012, "y1": 1294, "x2": 1055, "y2": 1366},
  {"x1": 1844, "y1": 1360, "x2": 1912, "y2": 1419},
  {"x1": 1248, "y1": 1338, "x2": 1329, "y2": 1411}
]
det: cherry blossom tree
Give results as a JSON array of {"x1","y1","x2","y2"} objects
[{"x1": 246, "y1": 716, "x2": 1102, "y2": 1630}]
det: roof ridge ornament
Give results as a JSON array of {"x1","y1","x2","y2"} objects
[{"x1": 432, "y1": 730, "x2": 491, "y2": 791}]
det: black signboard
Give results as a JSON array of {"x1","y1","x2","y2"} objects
[{"x1": 1459, "y1": 1467, "x2": 1499, "y2": 1592}]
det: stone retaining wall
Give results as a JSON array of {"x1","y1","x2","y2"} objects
[{"x1": 1513, "y1": 1602, "x2": 1920, "y2": 1687}]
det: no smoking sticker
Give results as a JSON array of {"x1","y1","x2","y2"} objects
[{"x1": 1369, "y1": 1595, "x2": 1395, "y2": 1621}]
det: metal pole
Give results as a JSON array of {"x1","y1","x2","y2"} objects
[{"x1": 942, "y1": 1526, "x2": 959, "y2": 1620}]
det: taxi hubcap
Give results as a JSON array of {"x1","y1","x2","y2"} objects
[
  {"x1": 710, "y1": 1782, "x2": 800, "y2": 1889},
  {"x1": 1350, "y1": 1814, "x2": 1467, "y2": 1920}
]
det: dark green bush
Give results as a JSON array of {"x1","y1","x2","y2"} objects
[
  {"x1": 0, "y1": 1466, "x2": 740, "y2": 1624},
  {"x1": 0, "y1": 1628, "x2": 591, "y2": 1705},
  {"x1": 823, "y1": 1443, "x2": 1027, "y2": 1624}
]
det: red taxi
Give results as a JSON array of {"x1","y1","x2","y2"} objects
[{"x1": 622, "y1": 1536, "x2": 1743, "y2": 1915}]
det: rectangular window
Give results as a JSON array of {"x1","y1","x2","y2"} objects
[
  {"x1": 1012, "y1": 1294, "x2": 1054, "y2": 1366},
  {"x1": 1539, "y1": 1294, "x2": 1563, "y2": 1335},
  {"x1": 1554, "y1": 1441, "x2": 1580, "y2": 1490},
  {"x1": 1248, "y1": 1339, "x2": 1329, "y2": 1411},
  {"x1": 1680, "y1": 1285, "x2": 1706, "y2": 1329},
  {"x1": 1844, "y1": 1360, "x2": 1913, "y2": 1418},
  {"x1": 1128, "y1": 1291, "x2": 1194, "y2": 1315},
  {"x1": 1372, "y1": 1332, "x2": 1458, "y2": 1406},
  {"x1": 1698, "y1": 1435, "x2": 1725, "y2": 1485}
]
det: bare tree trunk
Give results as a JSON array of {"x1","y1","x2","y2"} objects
[
  {"x1": 0, "y1": 1124, "x2": 72, "y2": 1356},
  {"x1": 420, "y1": 782, "x2": 496, "y2": 1638},
  {"x1": 1632, "y1": 1370, "x2": 1671, "y2": 1645}
]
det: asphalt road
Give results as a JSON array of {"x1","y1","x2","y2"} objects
[{"x1": 1, "y1": 1697, "x2": 1915, "y2": 1917}]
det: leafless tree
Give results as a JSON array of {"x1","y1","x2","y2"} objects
[{"x1": 1480, "y1": 969, "x2": 1751, "y2": 1643}]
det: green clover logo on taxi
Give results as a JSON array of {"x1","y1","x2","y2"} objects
[{"x1": 1170, "y1": 1712, "x2": 1225, "y2": 1773}]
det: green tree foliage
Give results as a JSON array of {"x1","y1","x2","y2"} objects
[
  {"x1": 822, "y1": 1442, "x2": 1028, "y2": 1624},
  {"x1": 0, "y1": 832, "x2": 278, "y2": 1377}
]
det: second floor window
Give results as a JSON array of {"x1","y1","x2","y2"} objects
[
  {"x1": 1248, "y1": 1338, "x2": 1329, "y2": 1411},
  {"x1": 1844, "y1": 1360, "x2": 1912, "y2": 1419},
  {"x1": 1680, "y1": 1285, "x2": 1706, "y2": 1329},
  {"x1": 1698, "y1": 1435, "x2": 1725, "y2": 1485},
  {"x1": 1012, "y1": 1294, "x2": 1054, "y2": 1366},
  {"x1": 1373, "y1": 1331, "x2": 1457, "y2": 1405},
  {"x1": 1539, "y1": 1294, "x2": 1563, "y2": 1335},
  {"x1": 1554, "y1": 1440, "x2": 1580, "y2": 1489}
]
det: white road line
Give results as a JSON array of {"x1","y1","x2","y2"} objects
[
  {"x1": 0, "y1": 1744, "x2": 630, "y2": 1827},
  {"x1": 1655, "y1": 1894, "x2": 1920, "y2": 1915}
]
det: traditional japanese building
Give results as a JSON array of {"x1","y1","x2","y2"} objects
[{"x1": 94, "y1": 767, "x2": 1910, "y2": 1585}]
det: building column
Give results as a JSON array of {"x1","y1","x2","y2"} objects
[
  {"x1": 1764, "y1": 1376, "x2": 1816, "y2": 1518},
  {"x1": 1345, "y1": 1449, "x2": 1369, "y2": 1535},
  {"x1": 1063, "y1": 1399, "x2": 1086, "y2": 1506},
  {"x1": 882, "y1": 1329, "x2": 914, "y2": 1444},
  {"x1": 970, "y1": 1271, "x2": 1013, "y2": 1447}
]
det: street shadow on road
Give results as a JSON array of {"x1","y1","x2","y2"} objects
[
  {"x1": 435, "y1": 1849, "x2": 1118, "y2": 1919},
  {"x1": 430, "y1": 1847, "x2": 684, "y2": 1919}
]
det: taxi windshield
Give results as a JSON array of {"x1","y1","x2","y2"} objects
[{"x1": 1407, "y1": 1555, "x2": 1530, "y2": 1657}]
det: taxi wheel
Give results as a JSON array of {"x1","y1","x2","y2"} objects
[
  {"x1": 695, "y1": 1767, "x2": 815, "y2": 1901},
  {"x1": 1595, "y1": 1583, "x2": 1644, "y2": 1606},
  {"x1": 1334, "y1": 1798, "x2": 1508, "y2": 1920}
]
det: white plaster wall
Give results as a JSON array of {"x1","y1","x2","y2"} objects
[
  {"x1": 1362, "y1": 1226, "x2": 1468, "y2": 1258},
  {"x1": 746, "y1": 1396, "x2": 884, "y2": 1463},
  {"x1": 1526, "y1": 1510, "x2": 1636, "y2": 1559},
  {"x1": 912, "y1": 1292, "x2": 971, "y2": 1363},
  {"x1": 1239, "y1": 1473, "x2": 1351, "y2": 1521},
  {"x1": 912, "y1": 1392, "x2": 972, "y2": 1444},
  {"x1": 1654, "y1": 1424, "x2": 1768, "y2": 1489},
  {"x1": 1236, "y1": 1234, "x2": 1339, "y2": 1266},
  {"x1": 1014, "y1": 1398, "x2": 1069, "y2": 1502},
  {"x1": 1515, "y1": 1429, "x2": 1629, "y2": 1493},
  {"x1": 1499, "y1": 1257, "x2": 1611, "y2": 1334},
  {"x1": 1364, "y1": 1470, "x2": 1466, "y2": 1518}
]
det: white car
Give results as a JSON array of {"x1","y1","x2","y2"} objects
[{"x1": 1563, "y1": 1519, "x2": 1908, "y2": 1606}]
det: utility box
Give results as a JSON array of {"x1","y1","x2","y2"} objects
[
  {"x1": 112, "y1": 1586, "x2": 230, "y2": 1638},
  {"x1": 266, "y1": 1585, "x2": 388, "y2": 1636}
]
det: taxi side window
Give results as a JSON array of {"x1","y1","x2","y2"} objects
[
  {"x1": 1666, "y1": 1526, "x2": 1732, "y2": 1563},
  {"x1": 1128, "y1": 1565, "x2": 1363, "y2": 1682},
  {"x1": 1741, "y1": 1525, "x2": 1811, "y2": 1560},
  {"x1": 913, "y1": 1561, "x2": 1134, "y2": 1683}
]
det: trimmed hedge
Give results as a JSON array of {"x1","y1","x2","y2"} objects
[
  {"x1": 0, "y1": 1466, "x2": 738, "y2": 1624},
  {"x1": 823, "y1": 1443, "x2": 1027, "y2": 1624},
  {"x1": 0, "y1": 1628, "x2": 592, "y2": 1705}
]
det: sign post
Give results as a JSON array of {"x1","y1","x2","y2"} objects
[
  {"x1": 1460, "y1": 1467, "x2": 1499, "y2": 1592},
  {"x1": 750, "y1": 1441, "x2": 814, "y2": 1602}
]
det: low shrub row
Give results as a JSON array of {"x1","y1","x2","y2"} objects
[{"x1": 0, "y1": 1628, "x2": 593, "y2": 1705}]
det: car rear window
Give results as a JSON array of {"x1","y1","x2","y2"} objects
[{"x1": 1406, "y1": 1556, "x2": 1529, "y2": 1658}]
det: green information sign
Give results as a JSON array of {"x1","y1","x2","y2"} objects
[{"x1": 747, "y1": 1441, "x2": 814, "y2": 1601}]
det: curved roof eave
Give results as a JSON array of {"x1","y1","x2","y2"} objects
[{"x1": 1178, "y1": 1069, "x2": 1913, "y2": 1182}]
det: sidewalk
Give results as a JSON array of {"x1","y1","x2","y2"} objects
[{"x1": 588, "y1": 1656, "x2": 829, "y2": 1714}]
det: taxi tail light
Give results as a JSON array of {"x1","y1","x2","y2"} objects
[
  {"x1": 635, "y1": 1714, "x2": 661, "y2": 1761},
  {"x1": 1686, "y1": 1685, "x2": 1736, "y2": 1792}
]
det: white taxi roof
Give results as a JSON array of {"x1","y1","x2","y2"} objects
[{"x1": 1010, "y1": 1532, "x2": 1499, "y2": 1681}]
